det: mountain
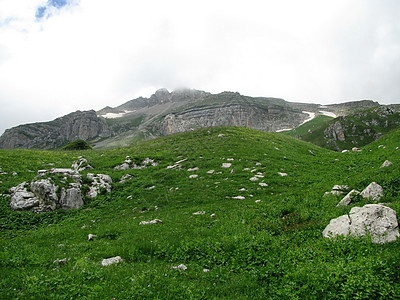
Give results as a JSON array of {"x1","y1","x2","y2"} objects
[
  {"x1": 0, "y1": 110, "x2": 108, "y2": 150},
  {"x1": 0, "y1": 88, "x2": 391, "y2": 150}
]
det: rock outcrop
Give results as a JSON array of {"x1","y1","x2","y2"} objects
[
  {"x1": 323, "y1": 204, "x2": 400, "y2": 244},
  {"x1": 0, "y1": 110, "x2": 108, "y2": 149}
]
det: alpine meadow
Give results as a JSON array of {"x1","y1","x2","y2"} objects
[{"x1": 1, "y1": 125, "x2": 400, "y2": 299}]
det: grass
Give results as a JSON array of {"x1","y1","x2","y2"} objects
[{"x1": 1, "y1": 126, "x2": 400, "y2": 299}]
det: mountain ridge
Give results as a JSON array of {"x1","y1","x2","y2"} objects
[{"x1": 0, "y1": 88, "x2": 389, "y2": 150}]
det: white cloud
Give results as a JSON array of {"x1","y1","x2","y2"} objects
[{"x1": 0, "y1": 0, "x2": 400, "y2": 134}]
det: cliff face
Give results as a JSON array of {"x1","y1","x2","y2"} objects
[
  {"x1": 0, "y1": 110, "x2": 108, "y2": 149},
  {"x1": 152, "y1": 103, "x2": 306, "y2": 135}
]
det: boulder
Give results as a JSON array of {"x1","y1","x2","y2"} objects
[
  {"x1": 323, "y1": 204, "x2": 400, "y2": 244},
  {"x1": 30, "y1": 179, "x2": 59, "y2": 211},
  {"x1": 59, "y1": 187, "x2": 84, "y2": 210},
  {"x1": 360, "y1": 182, "x2": 383, "y2": 201},
  {"x1": 10, "y1": 182, "x2": 39, "y2": 211}
]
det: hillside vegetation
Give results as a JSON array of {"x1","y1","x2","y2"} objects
[
  {"x1": 1, "y1": 126, "x2": 400, "y2": 299},
  {"x1": 287, "y1": 106, "x2": 400, "y2": 151}
]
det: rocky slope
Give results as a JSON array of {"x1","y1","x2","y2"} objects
[
  {"x1": 0, "y1": 88, "x2": 393, "y2": 150},
  {"x1": 0, "y1": 110, "x2": 107, "y2": 149}
]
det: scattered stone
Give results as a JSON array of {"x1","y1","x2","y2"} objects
[
  {"x1": 255, "y1": 174, "x2": 264, "y2": 178},
  {"x1": 72, "y1": 157, "x2": 93, "y2": 172},
  {"x1": 203, "y1": 268, "x2": 210, "y2": 272},
  {"x1": 139, "y1": 219, "x2": 163, "y2": 225},
  {"x1": 222, "y1": 163, "x2": 232, "y2": 169},
  {"x1": 87, "y1": 173, "x2": 112, "y2": 198},
  {"x1": 360, "y1": 182, "x2": 383, "y2": 201},
  {"x1": 120, "y1": 174, "x2": 134, "y2": 183},
  {"x1": 218, "y1": 134, "x2": 225, "y2": 138},
  {"x1": 189, "y1": 174, "x2": 198, "y2": 179},
  {"x1": 341, "y1": 150, "x2": 349, "y2": 153},
  {"x1": 278, "y1": 172, "x2": 287, "y2": 177},
  {"x1": 12, "y1": 171, "x2": 18, "y2": 176},
  {"x1": 187, "y1": 167, "x2": 199, "y2": 172},
  {"x1": 255, "y1": 200, "x2": 261, "y2": 203},
  {"x1": 380, "y1": 160, "x2": 392, "y2": 168},
  {"x1": 239, "y1": 188, "x2": 247, "y2": 191},
  {"x1": 127, "y1": 195, "x2": 133, "y2": 199},
  {"x1": 255, "y1": 162, "x2": 262, "y2": 166},
  {"x1": 53, "y1": 258, "x2": 67, "y2": 265},
  {"x1": 88, "y1": 234, "x2": 96, "y2": 241},
  {"x1": 227, "y1": 158, "x2": 234, "y2": 161},
  {"x1": 323, "y1": 204, "x2": 400, "y2": 244},
  {"x1": 115, "y1": 157, "x2": 158, "y2": 170},
  {"x1": 232, "y1": 196, "x2": 245, "y2": 200},
  {"x1": 250, "y1": 177, "x2": 259, "y2": 181},
  {"x1": 259, "y1": 183, "x2": 268, "y2": 187},
  {"x1": 352, "y1": 147, "x2": 361, "y2": 152},
  {"x1": 146, "y1": 185, "x2": 156, "y2": 190},
  {"x1": 243, "y1": 168, "x2": 250, "y2": 171},
  {"x1": 324, "y1": 185, "x2": 350, "y2": 196},
  {"x1": 154, "y1": 206, "x2": 158, "y2": 211},
  {"x1": 336, "y1": 189, "x2": 360, "y2": 207},
  {"x1": 193, "y1": 211, "x2": 206, "y2": 215},
  {"x1": 207, "y1": 170, "x2": 215, "y2": 174},
  {"x1": 37, "y1": 170, "x2": 48, "y2": 177},
  {"x1": 166, "y1": 158, "x2": 187, "y2": 169},
  {"x1": 210, "y1": 213, "x2": 216, "y2": 218},
  {"x1": 172, "y1": 264, "x2": 187, "y2": 270},
  {"x1": 101, "y1": 256, "x2": 123, "y2": 266}
]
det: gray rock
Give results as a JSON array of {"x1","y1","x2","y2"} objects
[
  {"x1": 59, "y1": 187, "x2": 84, "y2": 210},
  {"x1": 53, "y1": 258, "x2": 67, "y2": 265},
  {"x1": 87, "y1": 173, "x2": 112, "y2": 198},
  {"x1": 323, "y1": 215, "x2": 351, "y2": 238},
  {"x1": 349, "y1": 204, "x2": 399, "y2": 243},
  {"x1": 101, "y1": 256, "x2": 123, "y2": 266},
  {"x1": 10, "y1": 182, "x2": 39, "y2": 211},
  {"x1": 120, "y1": 174, "x2": 134, "y2": 183},
  {"x1": 380, "y1": 160, "x2": 392, "y2": 168},
  {"x1": 222, "y1": 163, "x2": 232, "y2": 169},
  {"x1": 337, "y1": 189, "x2": 360, "y2": 207},
  {"x1": 323, "y1": 204, "x2": 400, "y2": 244},
  {"x1": 360, "y1": 182, "x2": 384, "y2": 201},
  {"x1": 30, "y1": 179, "x2": 59, "y2": 212},
  {"x1": 72, "y1": 157, "x2": 93, "y2": 172}
]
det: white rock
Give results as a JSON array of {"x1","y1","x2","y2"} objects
[
  {"x1": 218, "y1": 134, "x2": 225, "y2": 138},
  {"x1": 250, "y1": 177, "x2": 259, "y2": 181},
  {"x1": 278, "y1": 172, "x2": 287, "y2": 177},
  {"x1": 221, "y1": 163, "x2": 232, "y2": 169},
  {"x1": 210, "y1": 213, "x2": 216, "y2": 218},
  {"x1": 232, "y1": 196, "x2": 245, "y2": 200},
  {"x1": 88, "y1": 234, "x2": 96, "y2": 241},
  {"x1": 259, "y1": 183, "x2": 268, "y2": 187},
  {"x1": 172, "y1": 264, "x2": 187, "y2": 270},
  {"x1": 255, "y1": 200, "x2": 262, "y2": 203},
  {"x1": 380, "y1": 160, "x2": 392, "y2": 168},
  {"x1": 227, "y1": 158, "x2": 234, "y2": 161},
  {"x1": 360, "y1": 182, "x2": 384, "y2": 201},
  {"x1": 323, "y1": 204, "x2": 400, "y2": 244},
  {"x1": 239, "y1": 188, "x2": 247, "y2": 191},
  {"x1": 336, "y1": 189, "x2": 360, "y2": 207},
  {"x1": 193, "y1": 211, "x2": 206, "y2": 215},
  {"x1": 207, "y1": 170, "x2": 215, "y2": 174},
  {"x1": 189, "y1": 174, "x2": 198, "y2": 179},
  {"x1": 101, "y1": 256, "x2": 123, "y2": 266},
  {"x1": 187, "y1": 167, "x2": 199, "y2": 172},
  {"x1": 139, "y1": 219, "x2": 163, "y2": 225},
  {"x1": 322, "y1": 215, "x2": 351, "y2": 238}
]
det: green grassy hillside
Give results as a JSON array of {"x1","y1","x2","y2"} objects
[
  {"x1": 1, "y1": 126, "x2": 400, "y2": 299},
  {"x1": 283, "y1": 115, "x2": 334, "y2": 139},
  {"x1": 288, "y1": 106, "x2": 400, "y2": 151}
]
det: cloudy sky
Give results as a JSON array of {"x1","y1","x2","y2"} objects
[{"x1": 1, "y1": 0, "x2": 400, "y2": 134}]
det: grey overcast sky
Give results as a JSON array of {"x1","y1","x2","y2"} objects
[{"x1": 1, "y1": 0, "x2": 400, "y2": 135}]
